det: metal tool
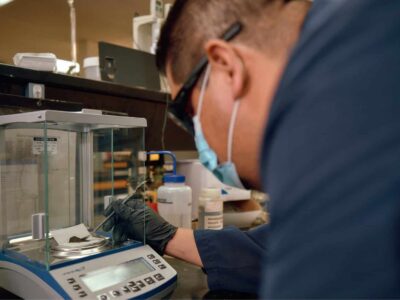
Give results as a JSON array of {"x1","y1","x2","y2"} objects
[{"x1": 93, "y1": 180, "x2": 148, "y2": 233}]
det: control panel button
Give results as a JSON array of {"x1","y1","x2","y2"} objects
[
  {"x1": 78, "y1": 291, "x2": 88, "y2": 298},
  {"x1": 147, "y1": 254, "x2": 155, "y2": 259},
  {"x1": 154, "y1": 273, "x2": 165, "y2": 281},
  {"x1": 130, "y1": 286, "x2": 141, "y2": 293},
  {"x1": 67, "y1": 278, "x2": 76, "y2": 284},
  {"x1": 128, "y1": 281, "x2": 136, "y2": 288},
  {"x1": 72, "y1": 284, "x2": 81, "y2": 291},
  {"x1": 152, "y1": 259, "x2": 161, "y2": 264},
  {"x1": 158, "y1": 264, "x2": 167, "y2": 270},
  {"x1": 110, "y1": 290, "x2": 122, "y2": 297},
  {"x1": 122, "y1": 286, "x2": 131, "y2": 294},
  {"x1": 97, "y1": 294, "x2": 109, "y2": 300},
  {"x1": 136, "y1": 280, "x2": 145, "y2": 288},
  {"x1": 144, "y1": 277, "x2": 155, "y2": 285}
]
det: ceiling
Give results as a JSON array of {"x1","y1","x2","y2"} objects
[{"x1": 0, "y1": 0, "x2": 174, "y2": 67}]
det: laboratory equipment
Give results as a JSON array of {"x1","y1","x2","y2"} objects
[
  {"x1": 83, "y1": 56, "x2": 101, "y2": 80},
  {"x1": 13, "y1": 53, "x2": 57, "y2": 72},
  {"x1": 177, "y1": 159, "x2": 251, "y2": 219},
  {"x1": 67, "y1": 0, "x2": 77, "y2": 65},
  {"x1": 198, "y1": 188, "x2": 223, "y2": 230},
  {"x1": 133, "y1": 0, "x2": 168, "y2": 54},
  {"x1": 0, "y1": 110, "x2": 177, "y2": 299},
  {"x1": 56, "y1": 58, "x2": 80, "y2": 75},
  {"x1": 0, "y1": 0, "x2": 13, "y2": 7},
  {"x1": 13, "y1": 53, "x2": 80, "y2": 75},
  {"x1": 177, "y1": 160, "x2": 262, "y2": 228},
  {"x1": 99, "y1": 42, "x2": 161, "y2": 91},
  {"x1": 151, "y1": 151, "x2": 192, "y2": 229}
]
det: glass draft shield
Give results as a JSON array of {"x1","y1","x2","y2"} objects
[{"x1": 0, "y1": 110, "x2": 147, "y2": 270}]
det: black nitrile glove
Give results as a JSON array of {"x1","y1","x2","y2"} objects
[{"x1": 102, "y1": 193, "x2": 177, "y2": 255}]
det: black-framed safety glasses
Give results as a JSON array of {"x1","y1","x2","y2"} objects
[{"x1": 168, "y1": 22, "x2": 243, "y2": 135}]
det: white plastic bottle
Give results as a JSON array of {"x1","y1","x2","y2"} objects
[
  {"x1": 198, "y1": 188, "x2": 223, "y2": 230},
  {"x1": 152, "y1": 151, "x2": 192, "y2": 229}
]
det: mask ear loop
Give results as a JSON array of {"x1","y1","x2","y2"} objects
[
  {"x1": 227, "y1": 100, "x2": 241, "y2": 163},
  {"x1": 197, "y1": 66, "x2": 211, "y2": 119}
]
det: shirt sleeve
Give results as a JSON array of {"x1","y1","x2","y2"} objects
[{"x1": 194, "y1": 224, "x2": 268, "y2": 293}]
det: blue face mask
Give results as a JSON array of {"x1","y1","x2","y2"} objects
[{"x1": 193, "y1": 67, "x2": 245, "y2": 189}]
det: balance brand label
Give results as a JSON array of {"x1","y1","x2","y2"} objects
[{"x1": 32, "y1": 137, "x2": 58, "y2": 155}]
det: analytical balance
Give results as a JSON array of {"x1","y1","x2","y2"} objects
[{"x1": 0, "y1": 110, "x2": 177, "y2": 299}]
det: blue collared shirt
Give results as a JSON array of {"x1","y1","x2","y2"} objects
[{"x1": 260, "y1": 0, "x2": 400, "y2": 297}]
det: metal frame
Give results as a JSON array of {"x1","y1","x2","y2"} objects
[
  {"x1": 81, "y1": 131, "x2": 94, "y2": 228},
  {"x1": 0, "y1": 110, "x2": 147, "y2": 128}
]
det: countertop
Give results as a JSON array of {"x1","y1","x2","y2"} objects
[
  {"x1": 164, "y1": 257, "x2": 209, "y2": 299},
  {"x1": 165, "y1": 257, "x2": 257, "y2": 300}
]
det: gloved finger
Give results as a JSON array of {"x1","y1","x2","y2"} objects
[
  {"x1": 112, "y1": 224, "x2": 127, "y2": 244},
  {"x1": 119, "y1": 232, "x2": 128, "y2": 244},
  {"x1": 104, "y1": 198, "x2": 123, "y2": 217},
  {"x1": 115, "y1": 231, "x2": 128, "y2": 244},
  {"x1": 128, "y1": 206, "x2": 164, "y2": 227},
  {"x1": 111, "y1": 200, "x2": 140, "y2": 221},
  {"x1": 125, "y1": 195, "x2": 145, "y2": 210},
  {"x1": 102, "y1": 214, "x2": 117, "y2": 232}
]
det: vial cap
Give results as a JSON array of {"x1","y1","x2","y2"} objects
[{"x1": 200, "y1": 188, "x2": 221, "y2": 199}]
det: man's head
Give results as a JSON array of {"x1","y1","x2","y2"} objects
[{"x1": 157, "y1": 0, "x2": 311, "y2": 188}]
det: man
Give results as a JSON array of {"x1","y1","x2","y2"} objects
[
  {"x1": 104, "y1": 0, "x2": 310, "y2": 295},
  {"x1": 105, "y1": 0, "x2": 400, "y2": 297}
]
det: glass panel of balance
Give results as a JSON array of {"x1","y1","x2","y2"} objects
[{"x1": 0, "y1": 110, "x2": 177, "y2": 299}]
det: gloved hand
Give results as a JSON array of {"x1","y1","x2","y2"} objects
[{"x1": 102, "y1": 193, "x2": 177, "y2": 255}]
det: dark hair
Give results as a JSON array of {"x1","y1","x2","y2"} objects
[
  {"x1": 156, "y1": 0, "x2": 189, "y2": 75},
  {"x1": 156, "y1": 0, "x2": 310, "y2": 83}
]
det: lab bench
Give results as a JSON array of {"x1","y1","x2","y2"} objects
[{"x1": 165, "y1": 257, "x2": 257, "y2": 300}]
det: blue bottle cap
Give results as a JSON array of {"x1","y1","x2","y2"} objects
[{"x1": 163, "y1": 174, "x2": 186, "y2": 183}]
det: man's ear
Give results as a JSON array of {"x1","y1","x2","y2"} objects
[{"x1": 204, "y1": 39, "x2": 247, "y2": 99}]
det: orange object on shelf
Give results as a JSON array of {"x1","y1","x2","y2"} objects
[
  {"x1": 93, "y1": 179, "x2": 127, "y2": 191},
  {"x1": 103, "y1": 161, "x2": 129, "y2": 169}
]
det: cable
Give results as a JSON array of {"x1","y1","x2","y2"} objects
[{"x1": 160, "y1": 75, "x2": 170, "y2": 150}]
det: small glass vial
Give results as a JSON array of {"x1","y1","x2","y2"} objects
[{"x1": 198, "y1": 188, "x2": 223, "y2": 230}]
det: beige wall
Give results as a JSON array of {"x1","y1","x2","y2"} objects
[{"x1": 0, "y1": 0, "x2": 174, "y2": 67}]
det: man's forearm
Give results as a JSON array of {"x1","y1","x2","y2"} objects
[{"x1": 164, "y1": 228, "x2": 203, "y2": 267}]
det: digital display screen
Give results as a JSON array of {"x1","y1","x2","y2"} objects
[{"x1": 80, "y1": 258, "x2": 155, "y2": 292}]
